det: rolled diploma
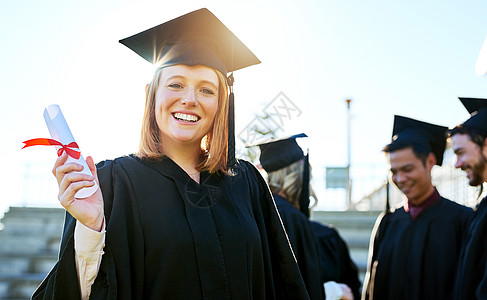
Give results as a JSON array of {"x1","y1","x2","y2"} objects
[{"x1": 44, "y1": 104, "x2": 98, "y2": 198}]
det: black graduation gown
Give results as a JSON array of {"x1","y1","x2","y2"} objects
[
  {"x1": 272, "y1": 195, "x2": 325, "y2": 300},
  {"x1": 363, "y1": 197, "x2": 473, "y2": 300},
  {"x1": 310, "y1": 221, "x2": 361, "y2": 300},
  {"x1": 454, "y1": 196, "x2": 487, "y2": 300},
  {"x1": 32, "y1": 155, "x2": 310, "y2": 300}
]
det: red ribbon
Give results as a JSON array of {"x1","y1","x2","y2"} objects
[{"x1": 22, "y1": 138, "x2": 81, "y2": 159}]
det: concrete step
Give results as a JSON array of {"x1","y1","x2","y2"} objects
[
  {"x1": 0, "y1": 234, "x2": 61, "y2": 255},
  {"x1": 312, "y1": 211, "x2": 380, "y2": 228},
  {"x1": 0, "y1": 253, "x2": 57, "y2": 274},
  {"x1": 2, "y1": 207, "x2": 64, "y2": 219},
  {"x1": 1, "y1": 219, "x2": 64, "y2": 235},
  {"x1": 0, "y1": 207, "x2": 65, "y2": 235},
  {"x1": 0, "y1": 273, "x2": 46, "y2": 299}
]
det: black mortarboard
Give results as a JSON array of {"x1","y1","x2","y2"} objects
[
  {"x1": 249, "y1": 133, "x2": 311, "y2": 218},
  {"x1": 385, "y1": 115, "x2": 447, "y2": 166},
  {"x1": 252, "y1": 133, "x2": 307, "y2": 172},
  {"x1": 119, "y1": 8, "x2": 261, "y2": 167},
  {"x1": 459, "y1": 97, "x2": 487, "y2": 135}
]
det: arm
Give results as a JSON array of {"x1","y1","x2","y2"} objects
[
  {"x1": 74, "y1": 220, "x2": 106, "y2": 300},
  {"x1": 32, "y1": 155, "x2": 110, "y2": 299}
]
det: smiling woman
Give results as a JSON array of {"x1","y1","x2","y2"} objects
[{"x1": 31, "y1": 8, "x2": 313, "y2": 300}]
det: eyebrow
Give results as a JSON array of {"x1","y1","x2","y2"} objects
[
  {"x1": 453, "y1": 147, "x2": 463, "y2": 154},
  {"x1": 165, "y1": 75, "x2": 218, "y2": 89},
  {"x1": 390, "y1": 163, "x2": 414, "y2": 172}
]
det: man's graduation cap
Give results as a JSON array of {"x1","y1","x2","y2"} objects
[
  {"x1": 249, "y1": 133, "x2": 311, "y2": 218},
  {"x1": 119, "y1": 8, "x2": 261, "y2": 167},
  {"x1": 384, "y1": 115, "x2": 448, "y2": 166},
  {"x1": 458, "y1": 97, "x2": 487, "y2": 135}
]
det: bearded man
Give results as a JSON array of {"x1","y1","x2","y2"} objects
[{"x1": 449, "y1": 97, "x2": 487, "y2": 300}]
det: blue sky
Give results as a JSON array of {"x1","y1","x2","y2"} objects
[{"x1": 0, "y1": 0, "x2": 486, "y2": 214}]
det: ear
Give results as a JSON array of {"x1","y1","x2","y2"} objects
[
  {"x1": 482, "y1": 138, "x2": 487, "y2": 156},
  {"x1": 426, "y1": 152, "x2": 436, "y2": 169}
]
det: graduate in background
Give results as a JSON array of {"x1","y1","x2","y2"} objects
[
  {"x1": 362, "y1": 115, "x2": 473, "y2": 300},
  {"x1": 449, "y1": 97, "x2": 487, "y2": 300},
  {"x1": 254, "y1": 133, "x2": 359, "y2": 300},
  {"x1": 32, "y1": 9, "x2": 310, "y2": 300}
]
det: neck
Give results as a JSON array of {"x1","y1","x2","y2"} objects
[
  {"x1": 277, "y1": 191, "x2": 287, "y2": 199},
  {"x1": 409, "y1": 185, "x2": 435, "y2": 206},
  {"x1": 161, "y1": 142, "x2": 202, "y2": 181}
]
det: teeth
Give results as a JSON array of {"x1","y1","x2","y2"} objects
[{"x1": 174, "y1": 113, "x2": 199, "y2": 122}]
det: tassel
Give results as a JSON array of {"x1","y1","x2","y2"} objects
[
  {"x1": 300, "y1": 154, "x2": 311, "y2": 218},
  {"x1": 227, "y1": 73, "x2": 236, "y2": 168},
  {"x1": 385, "y1": 179, "x2": 391, "y2": 214}
]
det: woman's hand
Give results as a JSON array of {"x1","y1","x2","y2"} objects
[{"x1": 53, "y1": 152, "x2": 104, "y2": 232}]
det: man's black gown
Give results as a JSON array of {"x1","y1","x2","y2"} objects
[
  {"x1": 363, "y1": 196, "x2": 472, "y2": 300},
  {"x1": 272, "y1": 194, "x2": 324, "y2": 300},
  {"x1": 454, "y1": 196, "x2": 487, "y2": 300},
  {"x1": 310, "y1": 220, "x2": 361, "y2": 300},
  {"x1": 32, "y1": 155, "x2": 310, "y2": 300}
]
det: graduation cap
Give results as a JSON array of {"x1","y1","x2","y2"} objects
[
  {"x1": 119, "y1": 8, "x2": 261, "y2": 167},
  {"x1": 384, "y1": 115, "x2": 448, "y2": 166},
  {"x1": 459, "y1": 97, "x2": 487, "y2": 135},
  {"x1": 248, "y1": 133, "x2": 311, "y2": 218}
]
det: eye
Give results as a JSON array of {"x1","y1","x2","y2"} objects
[
  {"x1": 201, "y1": 88, "x2": 216, "y2": 95},
  {"x1": 168, "y1": 82, "x2": 184, "y2": 89},
  {"x1": 403, "y1": 166, "x2": 413, "y2": 173}
]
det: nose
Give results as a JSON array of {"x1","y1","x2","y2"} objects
[
  {"x1": 181, "y1": 88, "x2": 197, "y2": 107},
  {"x1": 455, "y1": 157, "x2": 463, "y2": 169},
  {"x1": 393, "y1": 172, "x2": 406, "y2": 185}
]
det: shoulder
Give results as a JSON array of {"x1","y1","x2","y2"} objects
[
  {"x1": 274, "y1": 195, "x2": 306, "y2": 219},
  {"x1": 439, "y1": 197, "x2": 474, "y2": 214},
  {"x1": 310, "y1": 220, "x2": 338, "y2": 238},
  {"x1": 96, "y1": 154, "x2": 137, "y2": 171},
  {"x1": 97, "y1": 155, "x2": 160, "y2": 176},
  {"x1": 234, "y1": 159, "x2": 259, "y2": 175},
  {"x1": 230, "y1": 159, "x2": 265, "y2": 185},
  {"x1": 388, "y1": 206, "x2": 408, "y2": 220}
]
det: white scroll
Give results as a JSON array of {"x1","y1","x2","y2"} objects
[{"x1": 43, "y1": 104, "x2": 98, "y2": 198}]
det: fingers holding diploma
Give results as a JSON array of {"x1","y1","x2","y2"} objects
[{"x1": 53, "y1": 152, "x2": 105, "y2": 232}]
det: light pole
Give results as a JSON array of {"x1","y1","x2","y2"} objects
[{"x1": 346, "y1": 99, "x2": 352, "y2": 209}]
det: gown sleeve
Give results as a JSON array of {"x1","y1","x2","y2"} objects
[
  {"x1": 32, "y1": 160, "x2": 120, "y2": 300},
  {"x1": 362, "y1": 211, "x2": 388, "y2": 300}
]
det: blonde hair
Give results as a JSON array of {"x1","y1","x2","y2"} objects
[
  {"x1": 267, "y1": 160, "x2": 305, "y2": 210},
  {"x1": 137, "y1": 66, "x2": 230, "y2": 174}
]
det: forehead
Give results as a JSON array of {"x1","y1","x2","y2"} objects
[
  {"x1": 388, "y1": 147, "x2": 422, "y2": 167},
  {"x1": 160, "y1": 64, "x2": 219, "y2": 85},
  {"x1": 451, "y1": 133, "x2": 475, "y2": 150}
]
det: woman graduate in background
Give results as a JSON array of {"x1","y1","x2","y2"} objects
[
  {"x1": 253, "y1": 134, "x2": 360, "y2": 300},
  {"x1": 32, "y1": 8, "x2": 310, "y2": 300}
]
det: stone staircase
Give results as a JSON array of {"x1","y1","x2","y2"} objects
[
  {"x1": 0, "y1": 207, "x2": 65, "y2": 300},
  {"x1": 0, "y1": 206, "x2": 380, "y2": 299}
]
